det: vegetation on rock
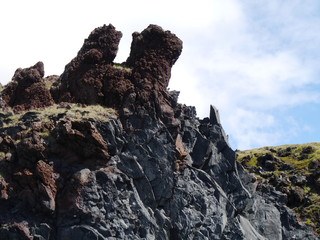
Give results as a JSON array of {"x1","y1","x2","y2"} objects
[
  {"x1": 112, "y1": 63, "x2": 132, "y2": 72},
  {"x1": 237, "y1": 142, "x2": 320, "y2": 234},
  {"x1": 0, "y1": 104, "x2": 117, "y2": 128}
]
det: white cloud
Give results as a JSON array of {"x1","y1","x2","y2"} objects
[{"x1": 229, "y1": 110, "x2": 281, "y2": 149}]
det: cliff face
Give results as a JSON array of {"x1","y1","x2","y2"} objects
[{"x1": 0, "y1": 25, "x2": 317, "y2": 239}]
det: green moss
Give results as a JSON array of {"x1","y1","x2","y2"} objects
[
  {"x1": 304, "y1": 186, "x2": 311, "y2": 193},
  {"x1": 300, "y1": 193, "x2": 320, "y2": 232},
  {"x1": 237, "y1": 142, "x2": 320, "y2": 234},
  {"x1": 45, "y1": 80, "x2": 54, "y2": 90},
  {"x1": 112, "y1": 63, "x2": 132, "y2": 72},
  {"x1": 238, "y1": 143, "x2": 320, "y2": 171},
  {"x1": 246, "y1": 157, "x2": 257, "y2": 167},
  {"x1": 38, "y1": 131, "x2": 50, "y2": 137}
]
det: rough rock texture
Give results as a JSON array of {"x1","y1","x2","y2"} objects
[
  {"x1": 1, "y1": 62, "x2": 54, "y2": 111},
  {"x1": 51, "y1": 24, "x2": 183, "y2": 129},
  {"x1": 51, "y1": 24, "x2": 123, "y2": 105},
  {"x1": 0, "y1": 25, "x2": 317, "y2": 239},
  {"x1": 237, "y1": 143, "x2": 320, "y2": 235}
]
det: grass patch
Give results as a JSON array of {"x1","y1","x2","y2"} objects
[
  {"x1": 299, "y1": 193, "x2": 320, "y2": 233},
  {"x1": 44, "y1": 75, "x2": 60, "y2": 90},
  {"x1": 45, "y1": 80, "x2": 54, "y2": 90},
  {"x1": 0, "y1": 152, "x2": 5, "y2": 160},
  {"x1": 237, "y1": 142, "x2": 320, "y2": 235},
  {"x1": 0, "y1": 104, "x2": 118, "y2": 128},
  {"x1": 247, "y1": 156, "x2": 258, "y2": 167},
  {"x1": 238, "y1": 143, "x2": 320, "y2": 170}
]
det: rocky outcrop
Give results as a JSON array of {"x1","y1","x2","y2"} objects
[
  {"x1": 1, "y1": 62, "x2": 54, "y2": 111},
  {"x1": 238, "y1": 143, "x2": 320, "y2": 235},
  {"x1": 51, "y1": 24, "x2": 123, "y2": 105},
  {"x1": 51, "y1": 24, "x2": 182, "y2": 126},
  {"x1": 0, "y1": 25, "x2": 317, "y2": 239},
  {"x1": 125, "y1": 25, "x2": 183, "y2": 115}
]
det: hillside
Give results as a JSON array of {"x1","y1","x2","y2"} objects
[
  {"x1": 0, "y1": 24, "x2": 318, "y2": 239},
  {"x1": 237, "y1": 143, "x2": 320, "y2": 235}
]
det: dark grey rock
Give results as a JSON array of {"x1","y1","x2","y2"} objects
[
  {"x1": 1, "y1": 103, "x2": 318, "y2": 239},
  {"x1": 209, "y1": 105, "x2": 221, "y2": 125}
]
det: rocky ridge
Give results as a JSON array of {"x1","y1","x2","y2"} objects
[
  {"x1": 237, "y1": 143, "x2": 320, "y2": 235},
  {"x1": 0, "y1": 24, "x2": 318, "y2": 239}
]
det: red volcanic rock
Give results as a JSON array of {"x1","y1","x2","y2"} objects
[
  {"x1": 79, "y1": 24, "x2": 122, "y2": 63},
  {"x1": 124, "y1": 25, "x2": 183, "y2": 124},
  {"x1": 103, "y1": 65, "x2": 135, "y2": 109},
  {"x1": 52, "y1": 24, "x2": 123, "y2": 104},
  {"x1": 17, "y1": 131, "x2": 46, "y2": 167},
  {"x1": 1, "y1": 62, "x2": 54, "y2": 111},
  {"x1": 52, "y1": 24, "x2": 183, "y2": 125},
  {"x1": 126, "y1": 24, "x2": 183, "y2": 89},
  {"x1": 0, "y1": 25, "x2": 182, "y2": 121},
  {"x1": 0, "y1": 131, "x2": 58, "y2": 214},
  {"x1": 106, "y1": 25, "x2": 183, "y2": 125},
  {"x1": 13, "y1": 61, "x2": 44, "y2": 84}
]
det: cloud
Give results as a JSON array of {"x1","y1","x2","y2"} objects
[{"x1": 225, "y1": 108, "x2": 281, "y2": 149}]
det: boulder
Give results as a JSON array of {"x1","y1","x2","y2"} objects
[
  {"x1": 1, "y1": 62, "x2": 54, "y2": 111},
  {"x1": 288, "y1": 187, "x2": 305, "y2": 207}
]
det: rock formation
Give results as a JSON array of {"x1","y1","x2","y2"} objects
[
  {"x1": 1, "y1": 62, "x2": 54, "y2": 111},
  {"x1": 0, "y1": 24, "x2": 317, "y2": 239}
]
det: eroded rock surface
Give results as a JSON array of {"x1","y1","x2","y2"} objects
[
  {"x1": 1, "y1": 62, "x2": 54, "y2": 111},
  {"x1": 0, "y1": 25, "x2": 317, "y2": 239},
  {"x1": 51, "y1": 24, "x2": 123, "y2": 105}
]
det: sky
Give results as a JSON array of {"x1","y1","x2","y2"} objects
[{"x1": 0, "y1": 0, "x2": 319, "y2": 150}]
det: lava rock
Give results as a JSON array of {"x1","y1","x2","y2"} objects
[
  {"x1": 52, "y1": 24, "x2": 122, "y2": 104},
  {"x1": 302, "y1": 146, "x2": 314, "y2": 154},
  {"x1": 288, "y1": 187, "x2": 305, "y2": 207},
  {"x1": 277, "y1": 147, "x2": 294, "y2": 157},
  {"x1": 309, "y1": 158, "x2": 320, "y2": 170},
  {"x1": 290, "y1": 175, "x2": 307, "y2": 186},
  {"x1": 257, "y1": 153, "x2": 281, "y2": 171},
  {"x1": 1, "y1": 62, "x2": 54, "y2": 111}
]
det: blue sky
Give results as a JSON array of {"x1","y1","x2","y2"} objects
[{"x1": 0, "y1": 0, "x2": 319, "y2": 150}]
